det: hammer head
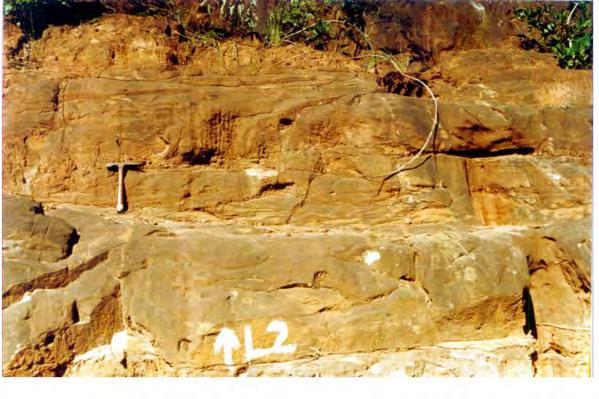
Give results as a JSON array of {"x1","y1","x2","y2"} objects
[{"x1": 106, "y1": 161, "x2": 145, "y2": 172}]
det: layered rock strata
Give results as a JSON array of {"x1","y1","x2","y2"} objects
[{"x1": 2, "y1": 12, "x2": 591, "y2": 376}]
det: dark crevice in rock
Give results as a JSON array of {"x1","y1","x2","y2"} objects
[
  {"x1": 522, "y1": 287, "x2": 538, "y2": 339},
  {"x1": 279, "y1": 117, "x2": 294, "y2": 126},
  {"x1": 442, "y1": 146, "x2": 535, "y2": 159},
  {"x1": 530, "y1": 350, "x2": 538, "y2": 376},
  {"x1": 3, "y1": 250, "x2": 110, "y2": 309},
  {"x1": 65, "y1": 229, "x2": 80, "y2": 257},
  {"x1": 54, "y1": 363, "x2": 68, "y2": 377},
  {"x1": 285, "y1": 174, "x2": 315, "y2": 224},
  {"x1": 44, "y1": 332, "x2": 56, "y2": 345},
  {"x1": 51, "y1": 83, "x2": 61, "y2": 112},
  {"x1": 317, "y1": 305, "x2": 334, "y2": 313},
  {"x1": 181, "y1": 148, "x2": 217, "y2": 165},
  {"x1": 167, "y1": 52, "x2": 179, "y2": 66},
  {"x1": 367, "y1": 287, "x2": 398, "y2": 302},
  {"x1": 120, "y1": 356, "x2": 128, "y2": 369},
  {"x1": 278, "y1": 270, "x2": 327, "y2": 290},
  {"x1": 457, "y1": 123, "x2": 493, "y2": 133},
  {"x1": 257, "y1": 182, "x2": 295, "y2": 196},
  {"x1": 177, "y1": 338, "x2": 191, "y2": 352},
  {"x1": 418, "y1": 284, "x2": 433, "y2": 304},
  {"x1": 550, "y1": 344, "x2": 564, "y2": 355},
  {"x1": 71, "y1": 301, "x2": 80, "y2": 324},
  {"x1": 278, "y1": 282, "x2": 311, "y2": 290},
  {"x1": 311, "y1": 271, "x2": 327, "y2": 288},
  {"x1": 146, "y1": 229, "x2": 177, "y2": 238},
  {"x1": 234, "y1": 364, "x2": 249, "y2": 376}
]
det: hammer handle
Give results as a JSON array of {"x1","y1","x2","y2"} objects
[{"x1": 117, "y1": 167, "x2": 125, "y2": 212}]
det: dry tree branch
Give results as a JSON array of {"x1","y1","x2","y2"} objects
[{"x1": 566, "y1": 2, "x2": 579, "y2": 25}]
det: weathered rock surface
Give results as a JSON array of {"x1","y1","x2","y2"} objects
[
  {"x1": 2, "y1": 195, "x2": 78, "y2": 263},
  {"x1": 2, "y1": 61, "x2": 591, "y2": 226},
  {"x1": 2, "y1": 201, "x2": 590, "y2": 376},
  {"x1": 2, "y1": 204, "x2": 159, "y2": 375},
  {"x1": 2, "y1": 10, "x2": 591, "y2": 377}
]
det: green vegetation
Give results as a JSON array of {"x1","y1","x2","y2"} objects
[
  {"x1": 3, "y1": 0, "x2": 66, "y2": 16},
  {"x1": 129, "y1": 0, "x2": 379, "y2": 50},
  {"x1": 262, "y1": 0, "x2": 383, "y2": 49},
  {"x1": 338, "y1": 0, "x2": 381, "y2": 30},
  {"x1": 4, "y1": 0, "x2": 106, "y2": 39},
  {"x1": 515, "y1": 1, "x2": 592, "y2": 69},
  {"x1": 8, "y1": 0, "x2": 590, "y2": 71},
  {"x1": 3, "y1": 0, "x2": 67, "y2": 37},
  {"x1": 264, "y1": 0, "x2": 333, "y2": 47},
  {"x1": 3, "y1": 0, "x2": 381, "y2": 50},
  {"x1": 207, "y1": 0, "x2": 257, "y2": 35}
]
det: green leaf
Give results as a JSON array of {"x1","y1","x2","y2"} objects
[{"x1": 514, "y1": 1, "x2": 592, "y2": 69}]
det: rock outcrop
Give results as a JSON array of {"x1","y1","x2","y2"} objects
[
  {"x1": 2, "y1": 196, "x2": 78, "y2": 263},
  {"x1": 2, "y1": 9, "x2": 591, "y2": 377}
]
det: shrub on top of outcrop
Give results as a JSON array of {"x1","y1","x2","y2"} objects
[
  {"x1": 4, "y1": 0, "x2": 69, "y2": 38},
  {"x1": 3, "y1": 0, "x2": 107, "y2": 39},
  {"x1": 515, "y1": 1, "x2": 592, "y2": 69},
  {"x1": 264, "y1": 0, "x2": 335, "y2": 47},
  {"x1": 198, "y1": 0, "x2": 257, "y2": 36}
]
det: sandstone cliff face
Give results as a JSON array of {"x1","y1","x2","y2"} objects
[{"x1": 2, "y1": 11, "x2": 591, "y2": 377}]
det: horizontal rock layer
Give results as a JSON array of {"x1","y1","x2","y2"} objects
[{"x1": 2, "y1": 204, "x2": 590, "y2": 376}]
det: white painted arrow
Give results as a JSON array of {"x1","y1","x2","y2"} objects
[{"x1": 213, "y1": 327, "x2": 240, "y2": 366}]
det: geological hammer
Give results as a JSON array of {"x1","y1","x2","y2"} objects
[{"x1": 106, "y1": 161, "x2": 144, "y2": 213}]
